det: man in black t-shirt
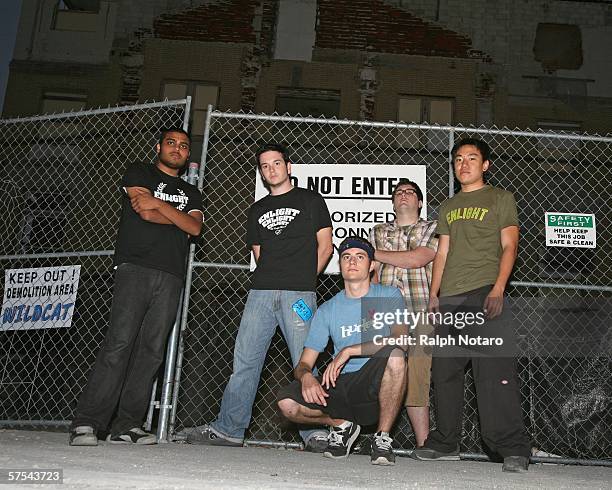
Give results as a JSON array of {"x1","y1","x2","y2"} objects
[
  {"x1": 187, "y1": 143, "x2": 333, "y2": 451},
  {"x1": 69, "y1": 128, "x2": 203, "y2": 446}
]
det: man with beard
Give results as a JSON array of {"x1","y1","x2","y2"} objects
[{"x1": 70, "y1": 128, "x2": 203, "y2": 446}]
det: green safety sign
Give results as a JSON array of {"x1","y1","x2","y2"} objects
[{"x1": 545, "y1": 212, "x2": 596, "y2": 249}]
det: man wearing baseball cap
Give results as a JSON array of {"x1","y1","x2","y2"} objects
[{"x1": 277, "y1": 236, "x2": 408, "y2": 466}]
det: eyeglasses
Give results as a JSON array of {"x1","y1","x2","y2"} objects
[{"x1": 394, "y1": 189, "x2": 417, "y2": 197}]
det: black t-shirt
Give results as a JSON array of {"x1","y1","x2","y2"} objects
[
  {"x1": 114, "y1": 163, "x2": 203, "y2": 278},
  {"x1": 247, "y1": 187, "x2": 332, "y2": 291}
]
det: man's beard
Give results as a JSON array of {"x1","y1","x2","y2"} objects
[{"x1": 159, "y1": 155, "x2": 187, "y2": 170}]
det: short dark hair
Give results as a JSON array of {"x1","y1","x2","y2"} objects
[
  {"x1": 392, "y1": 179, "x2": 423, "y2": 215},
  {"x1": 255, "y1": 143, "x2": 290, "y2": 168},
  {"x1": 392, "y1": 179, "x2": 423, "y2": 202},
  {"x1": 451, "y1": 138, "x2": 491, "y2": 162},
  {"x1": 158, "y1": 127, "x2": 190, "y2": 146}
]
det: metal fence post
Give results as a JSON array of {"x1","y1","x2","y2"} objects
[
  {"x1": 167, "y1": 104, "x2": 215, "y2": 438},
  {"x1": 448, "y1": 129, "x2": 455, "y2": 198},
  {"x1": 156, "y1": 98, "x2": 195, "y2": 442}
]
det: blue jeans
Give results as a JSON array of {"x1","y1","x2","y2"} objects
[
  {"x1": 72, "y1": 263, "x2": 183, "y2": 434},
  {"x1": 212, "y1": 289, "x2": 319, "y2": 441}
]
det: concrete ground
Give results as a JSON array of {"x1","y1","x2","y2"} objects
[{"x1": 0, "y1": 430, "x2": 610, "y2": 489}]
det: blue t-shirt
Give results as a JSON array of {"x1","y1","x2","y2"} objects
[{"x1": 304, "y1": 284, "x2": 405, "y2": 373}]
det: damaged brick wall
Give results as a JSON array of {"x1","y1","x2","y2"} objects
[
  {"x1": 154, "y1": 0, "x2": 258, "y2": 43},
  {"x1": 118, "y1": 28, "x2": 153, "y2": 105},
  {"x1": 118, "y1": 0, "x2": 489, "y2": 116},
  {"x1": 358, "y1": 53, "x2": 379, "y2": 121},
  {"x1": 240, "y1": 0, "x2": 277, "y2": 111},
  {"x1": 314, "y1": 0, "x2": 488, "y2": 120},
  {"x1": 119, "y1": 0, "x2": 277, "y2": 110},
  {"x1": 315, "y1": 0, "x2": 478, "y2": 58}
]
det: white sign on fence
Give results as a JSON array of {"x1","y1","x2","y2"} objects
[
  {"x1": 1, "y1": 265, "x2": 81, "y2": 331},
  {"x1": 254, "y1": 164, "x2": 427, "y2": 273},
  {"x1": 545, "y1": 212, "x2": 596, "y2": 248}
]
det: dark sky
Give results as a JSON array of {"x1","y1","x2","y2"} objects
[{"x1": 0, "y1": 0, "x2": 22, "y2": 114}]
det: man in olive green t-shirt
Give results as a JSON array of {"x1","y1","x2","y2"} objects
[{"x1": 412, "y1": 138, "x2": 531, "y2": 473}]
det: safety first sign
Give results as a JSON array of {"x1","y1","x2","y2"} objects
[{"x1": 545, "y1": 212, "x2": 596, "y2": 248}]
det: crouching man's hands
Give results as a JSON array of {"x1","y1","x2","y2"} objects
[
  {"x1": 301, "y1": 373, "x2": 328, "y2": 406},
  {"x1": 322, "y1": 346, "x2": 354, "y2": 390}
]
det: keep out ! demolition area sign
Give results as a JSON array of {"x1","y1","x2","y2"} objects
[
  {"x1": 254, "y1": 164, "x2": 427, "y2": 273},
  {"x1": 2, "y1": 265, "x2": 81, "y2": 331},
  {"x1": 545, "y1": 212, "x2": 597, "y2": 248}
]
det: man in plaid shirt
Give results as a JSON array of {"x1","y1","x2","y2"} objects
[{"x1": 369, "y1": 179, "x2": 437, "y2": 447}]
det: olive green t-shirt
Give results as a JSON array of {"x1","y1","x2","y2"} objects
[{"x1": 437, "y1": 185, "x2": 518, "y2": 297}]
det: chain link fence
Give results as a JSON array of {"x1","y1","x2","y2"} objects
[
  {"x1": 173, "y1": 111, "x2": 611, "y2": 462},
  {"x1": 0, "y1": 99, "x2": 189, "y2": 428},
  {"x1": 1, "y1": 104, "x2": 609, "y2": 463}
]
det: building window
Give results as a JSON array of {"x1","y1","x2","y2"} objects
[
  {"x1": 19, "y1": 191, "x2": 72, "y2": 254},
  {"x1": 275, "y1": 88, "x2": 341, "y2": 118},
  {"x1": 537, "y1": 121, "x2": 581, "y2": 169},
  {"x1": 41, "y1": 92, "x2": 87, "y2": 114},
  {"x1": 397, "y1": 96, "x2": 453, "y2": 151},
  {"x1": 533, "y1": 23, "x2": 582, "y2": 72},
  {"x1": 53, "y1": 1, "x2": 101, "y2": 31},
  {"x1": 57, "y1": 0, "x2": 100, "y2": 11},
  {"x1": 162, "y1": 81, "x2": 218, "y2": 137}
]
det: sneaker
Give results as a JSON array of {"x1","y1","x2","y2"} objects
[
  {"x1": 371, "y1": 431, "x2": 395, "y2": 466},
  {"x1": 106, "y1": 427, "x2": 157, "y2": 445},
  {"x1": 411, "y1": 446, "x2": 460, "y2": 461},
  {"x1": 502, "y1": 455, "x2": 529, "y2": 473},
  {"x1": 69, "y1": 425, "x2": 98, "y2": 446},
  {"x1": 185, "y1": 424, "x2": 243, "y2": 447},
  {"x1": 304, "y1": 431, "x2": 329, "y2": 453},
  {"x1": 323, "y1": 422, "x2": 361, "y2": 459}
]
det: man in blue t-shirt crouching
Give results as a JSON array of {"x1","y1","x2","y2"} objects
[{"x1": 277, "y1": 236, "x2": 408, "y2": 466}]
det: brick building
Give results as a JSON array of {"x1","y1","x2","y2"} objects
[{"x1": 4, "y1": 0, "x2": 612, "y2": 138}]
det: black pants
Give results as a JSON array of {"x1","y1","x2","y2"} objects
[
  {"x1": 277, "y1": 345, "x2": 404, "y2": 426},
  {"x1": 425, "y1": 286, "x2": 530, "y2": 458},
  {"x1": 72, "y1": 263, "x2": 182, "y2": 435}
]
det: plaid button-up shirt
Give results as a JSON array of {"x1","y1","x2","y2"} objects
[{"x1": 369, "y1": 219, "x2": 438, "y2": 313}]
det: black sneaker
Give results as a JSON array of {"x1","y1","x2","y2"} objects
[
  {"x1": 323, "y1": 422, "x2": 361, "y2": 459},
  {"x1": 304, "y1": 431, "x2": 329, "y2": 453},
  {"x1": 106, "y1": 428, "x2": 157, "y2": 445},
  {"x1": 411, "y1": 446, "x2": 460, "y2": 461},
  {"x1": 371, "y1": 431, "x2": 395, "y2": 466},
  {"x1": 69, "y1": 425, "x2": 98, "y2": 446},
  {"x1": 502, "y1": 455, "x2": 529, "y2": 473},
  {"x1": 185, "y1": 424, "x2": 243, "y2": 446}
]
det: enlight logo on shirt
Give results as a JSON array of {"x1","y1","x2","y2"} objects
[
  {"x1": 446, "y1": 207, "x2": 489, "y2": 225},
  {"x1": 258, "y1": 208, "x2": 300, "y2": 235},
  {"x1": 154, "y1": 183, "x2": 189, "y2": 211}
]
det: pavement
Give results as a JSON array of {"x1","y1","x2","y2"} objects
[{"x1": 0, "y1": 430, "x2": 610, "y2": 489}]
